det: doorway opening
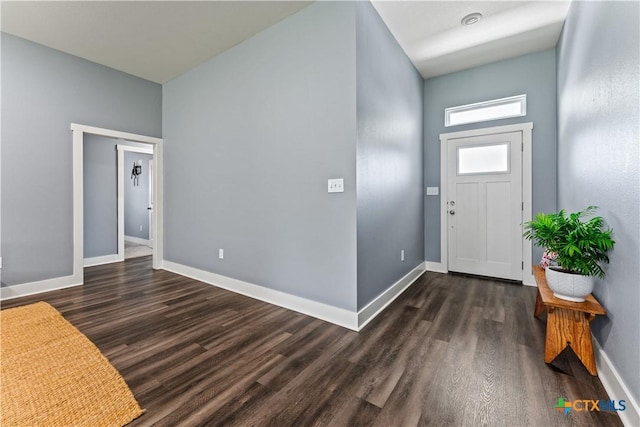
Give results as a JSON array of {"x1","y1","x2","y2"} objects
[
  {"x1": 118, "y1": 144, "x2": 154, "y2": 260},
  {"x1": 72, "y1": 124, "x2": 163, "y2": 286}
]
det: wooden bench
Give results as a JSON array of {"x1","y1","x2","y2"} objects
[{"x1": 533, "y1": 265, "x2": 606, "y2": 376}]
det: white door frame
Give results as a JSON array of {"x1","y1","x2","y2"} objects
[
  {"x1": 71, "y1": 123, "x2": 163, "y2": 285},
  {"x1": 439, "y1": 122, "x2": 534, "y2": 286},
  {"x1": 148, "y1": 159, "x2": 154, "y2": 248},
  {"x1": 117, "y1": 144, "x2": 154, "y2": 262}
]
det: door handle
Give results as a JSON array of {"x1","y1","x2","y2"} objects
[
  {"x1": 147, "y1": 207, "x2": 152, "y2": 211},
  {"x1": 449, "y1": 210, "x2": 455, "y2": 215}
]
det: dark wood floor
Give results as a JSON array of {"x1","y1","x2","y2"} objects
[{"x1": 2, "y1": 257, "x2": 622, "y2": 427}]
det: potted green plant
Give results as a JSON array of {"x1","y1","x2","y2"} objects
[{"x1": 523, "y1": 206, "x2": 615, "y2": 302}]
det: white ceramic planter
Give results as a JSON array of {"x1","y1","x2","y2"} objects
[{"x1": 545, "y1": 267, "x2": 594, "y2": 302}]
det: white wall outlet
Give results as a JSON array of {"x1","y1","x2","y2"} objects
[
  {"x1": 218, "y1": 249, "x2": 224, "y2": 260},
  {"x1": 426, "y1": 187, "x2": 439, "y2": 196},
  {"x1": 139, "y1": 225, "x2": 143, "y2": 231},
  {"x1": 328, "y1": 178, "x2": 344, "y2": 193},
  {"x1": 401, "y1": 250, "x2": 405, "y2": 261}
]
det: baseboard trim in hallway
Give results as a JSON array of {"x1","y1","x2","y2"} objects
[
  {"x1": 84, "y1": 254, "x2": 122, "y2": 267},
  {"x1": 0, "y1": 274, "x2": 82, "y2": 300},
  {"x1": 162, "y1": 260, "x2": 359, "y2": 330},
  {"x1": 594, "y1": 337, "x2": 640, "y2": 427},
  {"x1": 357, "y1": 262, "x2": 426, "y2": 330},
  {"x1": 124, "y1": 235, "x2": 152, "y2": 246},
  {"x1": 162, "y1": 260, "x2": 426, "y2": 331}
]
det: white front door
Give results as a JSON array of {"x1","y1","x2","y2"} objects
[{"x1": 446, "y1": 131, "x2": 523, "y2": 281}]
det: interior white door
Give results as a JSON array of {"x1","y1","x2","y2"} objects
[{"x1": 447, "y1": 131, "x2": 523, "y2": 280}]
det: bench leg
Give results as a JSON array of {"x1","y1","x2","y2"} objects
[
  {"x1": 534, "y1": 290, "x2": 546, "y2": 318},
  {"x1": 545, "y1": 308, "x2": 597, "y2": 376}
]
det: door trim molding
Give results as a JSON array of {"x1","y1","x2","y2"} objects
[
  {"x1": 439, "y1": 122, "x2": 534, "y2": 285},
  {"x1": 71, "y1": 123, "x2": 163, "y2": 288}
]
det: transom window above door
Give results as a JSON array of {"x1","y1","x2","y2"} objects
[{"x1": 445, "y1": 94, "x2": 527, "y2": 127}]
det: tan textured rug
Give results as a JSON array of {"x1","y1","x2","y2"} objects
[{"x1": 0, "y1": 302, "x2": 144, "y2": 426}]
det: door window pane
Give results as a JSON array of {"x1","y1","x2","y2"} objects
[{"x1": 458, "y1": 143, "x2": 509, "y2": 175}]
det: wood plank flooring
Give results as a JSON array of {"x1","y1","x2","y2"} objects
[{"x1": 1, "y1": 257, "x2": 623, "y2": 426}]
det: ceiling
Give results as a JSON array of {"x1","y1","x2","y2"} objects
[
  {"x1": 1, "y1": 1, "x2": 571, "y2": 83},
  {"x1": 0, "y1": 1, "x2": 311, "y2": 83},
  {"x1": 372, "y1": 1, "x2": 571, "y2": 78}
]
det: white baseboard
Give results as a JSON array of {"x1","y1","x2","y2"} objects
[
  {"x1": 425, "y1": 261, "x2": 447, "y2": 274},
  {"x1": 593, "y1": 337, "x2": 640, "y2": 427},
  {"x1": 357, "y1": 262, "x2": 426, "y2": 330},
  {"x1": 0, "y1": 275, "x2": 83, "y2": 300},
  {"x1": 84, "y1": 254, "x2": 122, "y2": 267},
  {"x1": 162, "y1": 261, "x2": 359, "y2": 330},
  {"x1": 522, "y1": 275, "x2": 536, "y2": 287},
  {"x1": 124, "y1": 236, "x2": 152, "y2": 246}
]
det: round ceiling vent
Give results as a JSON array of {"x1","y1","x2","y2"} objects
[{"x1": 461, "y1": 12, "x2": 483, "y2": 26}]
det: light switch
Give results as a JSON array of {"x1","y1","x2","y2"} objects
[
  {"x1": 426, "y1": 187, "x2": 439, "y2": 196},
  {"x1": 328, "y1": 178, "x2": 344, "y2": 193}
]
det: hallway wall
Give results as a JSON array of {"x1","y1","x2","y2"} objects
[
  {"x1": 556, "y1": 0, "x2": 640, "y2": 408},
  {"x1": 355, "y1": 1, "x2": 424, "y2": 309},
  {"x1": 163, "y1": 2, "x2": 358, "y2": 310}
]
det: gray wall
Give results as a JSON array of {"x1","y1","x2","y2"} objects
[
  {"x1": 124, "y1": 151, "x2": 152, "y2": 240},
  {"x1": 83, "y1": 135, "x2": 117, "y2": 258},
  {"x1": 355, "y1": 2, "x2": 424, "y2": 309},
  {"x1": 423, "y1": 49, "x2": 557, "y2": 264},
  {"x1": 556, "y1": 0, "x2": 639, "y2": 404},
  {"x1": 163, "y1": 2, "x2": 358, "y2": 311},
  {"x1": 1, "y1": 33, "x2": 162, "y2": 285}
]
